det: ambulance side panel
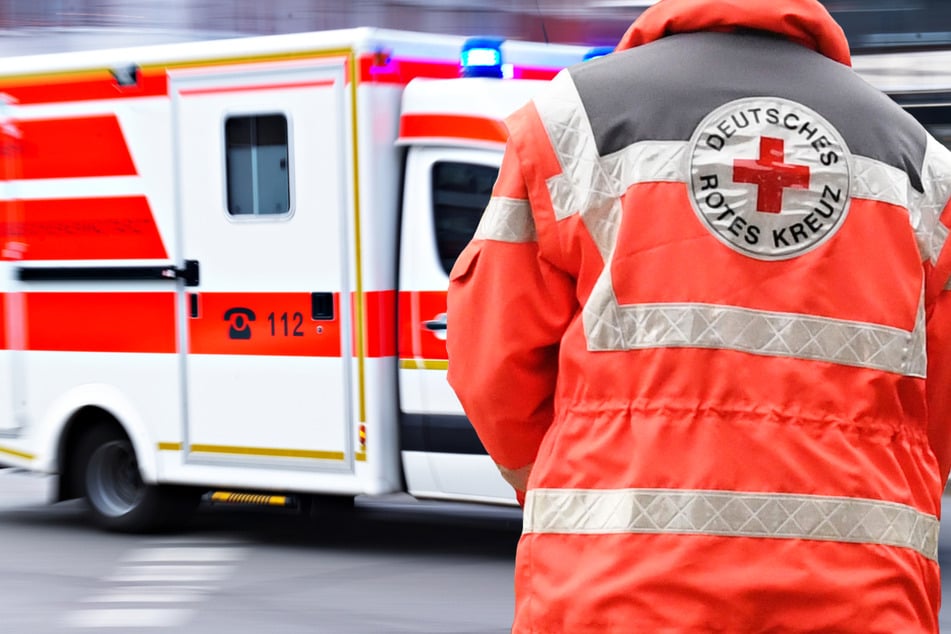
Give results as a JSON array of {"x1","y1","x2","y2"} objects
[{"x1": 0, "y1": 93, "x2": 183, "y2": 478}]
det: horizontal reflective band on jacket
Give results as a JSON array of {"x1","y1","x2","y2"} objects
[
  {"x1": 523, "y1": 488, "x2": 939, "y2": 561},
  {"x1": 585, "y1": 301, "x2": 926, "y2": 378},
  {"x1": 473, "y1": 196, "x2": 536, "y2": 243}
]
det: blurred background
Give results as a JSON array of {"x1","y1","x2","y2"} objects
[{"x1": 0, "y1": 0, "x2": 947, "y2": 56}]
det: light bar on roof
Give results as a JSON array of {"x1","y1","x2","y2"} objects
[{"x1": 461, "y1": 37, "x2": 504, "y2": 78}]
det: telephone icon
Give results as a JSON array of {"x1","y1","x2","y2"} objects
[{"x1": 224, "y1": 307, "x2": 256, "y2": 340}]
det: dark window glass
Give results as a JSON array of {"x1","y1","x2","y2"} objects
[
  {"x1": 225, "y1": 114, "x2": 290, "y2": 216},
  {"x1": 431, "y1": 161, "x2": 498, "y2": 275},
  {"x1": 906, "y1": 104, "x2": 951, "y2": 149}
]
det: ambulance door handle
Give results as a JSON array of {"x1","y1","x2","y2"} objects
[
  {"x1": 166, "y1": 259, "x2": 200, "y2": 287},
  {"x1": 423, "y1": 314, "x2": 447, "y2": 331},
  {"x1": 16, "y1": 259, "x2": 200, "y2": 286}
]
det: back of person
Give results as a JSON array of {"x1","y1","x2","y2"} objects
[{"x1": 447, "y1": 1, "x2": 951, "y2": 632}]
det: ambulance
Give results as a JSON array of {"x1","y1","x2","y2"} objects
[{"x1": 0, "y1": 28, "x2": 589, "y2": 531}]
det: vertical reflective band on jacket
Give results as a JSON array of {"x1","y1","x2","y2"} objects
[
  {"x1": 524, "y1": 488, "x2": 939, "y2": 562},
  {"x1": 530, "y1": 71, "x2": 939, "y2": 376},
  {"x1": 915, "y1": 136, "x2": 951, "y2": 266},
  {"x1": 474, "y1": 196, "x2": 537, "y2": 243}
]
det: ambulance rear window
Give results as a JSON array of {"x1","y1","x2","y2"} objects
[
  {"x1": 432, "y1": 161, "x2": 498, "y2": 275},
  {"x1": 225, "y1": 114, "x2": 290, "y2": 216}
]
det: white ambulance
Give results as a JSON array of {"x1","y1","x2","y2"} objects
[{"x1": 0, "y1": 28, "x2": 588, "y2": 530}]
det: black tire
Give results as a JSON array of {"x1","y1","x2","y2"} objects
[{"x1": 76, "y1": 425, "x2": 197, "y2": 533}]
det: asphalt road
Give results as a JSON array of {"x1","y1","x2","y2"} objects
[
  {"x1": 1, "y1": 469, "x2": 950, "y2": 632},
  {"x1": 0, "y1": 470, "x2": 522, "y2": 633}
]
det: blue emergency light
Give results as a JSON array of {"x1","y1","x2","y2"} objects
[
  {"x1": 584, "y1": 46, "x2": 615, "y2": 61},
  {"x1": 461, "y1": 37, "x2": 505, "y2": 78}
]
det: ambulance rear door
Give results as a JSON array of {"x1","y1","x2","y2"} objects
[{"x1": 171, "y1": 58, "x2": 355, "y2": 475}]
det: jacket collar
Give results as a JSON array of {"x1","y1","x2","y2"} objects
[{"x1": 615, "y1": 0, "x2": 851, "y2": 67}]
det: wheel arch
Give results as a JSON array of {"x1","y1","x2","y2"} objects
[{"x1": 49, "y1": 385, "x2": 159, "y2": 501}]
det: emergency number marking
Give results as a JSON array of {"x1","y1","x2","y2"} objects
[
  {"x1": 224, "y1": 307, "x2": 306, "y2": 339},
  {"x1": 267, "y1": 311, "x2": 305, "y2": 337},
  {"x1": 687, "y1": 97, "x2": 851, "y2": 260}
]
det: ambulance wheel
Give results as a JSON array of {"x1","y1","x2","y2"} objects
[{"x1": 77, "y1": 425, "x2": 196, "y2": 532}]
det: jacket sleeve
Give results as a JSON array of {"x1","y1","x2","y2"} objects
[
  {"x1": 446, "y1": 137, "x2": 577, "y2": 495},
  {"x1": 926, "y1": 282, "x2": 951, "y2": 483},
  {"x1": 924, "y1": 140, "x2": 951, "y2": 484}
]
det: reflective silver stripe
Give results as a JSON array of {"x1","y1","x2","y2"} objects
[
  {"x1": 524, "y1": 488, "x2": 939, "y2": 561},
  {"x1": 914, "y1": 136, "x2": 951, "y2": 265},
  {"x1": 534, "y1": 71, "x2": 605, "y2": 224},
  {"x1": 851, "y1": 155, "x2": 908, "y2": 210},
  {"x1": 473, "y1": 196, "x2": 536, "y2": 243},
  {"x1": 909, "y1": 294, "x2": 927, "y2": 377},
  {"x1": 585, "y1": 301, "x2": 925, "y2": 378}
]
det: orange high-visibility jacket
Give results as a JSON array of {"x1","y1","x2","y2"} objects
[{"x1": 447, "y1": 0, "x2": 951, "y2": 632}]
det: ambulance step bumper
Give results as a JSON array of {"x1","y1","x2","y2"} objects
[{"x1": 207, "y1": 491, "x2": 296, "y2": 508}]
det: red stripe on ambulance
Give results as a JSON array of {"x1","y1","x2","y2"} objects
[
  {"x1": 2, "y1": 197, "x2": 168, "y2": 261},
  {"x1": 3, "y1": 290, "x2": 397, "y2": 357},
  {"x1": 363, "y1": 290, "x2": 397, "y2": 357},
  {"x1": 0, "y1": 71, "x2": 168, "y2": 105},
  {"x1": 359, "y1": 55, "x2": 460, "y2": 84},
  {"x1": 16, "y1": 115, "x2": 137, "y2": 179},
  {"x1": 189, "y1": 292, "x2": 342, "y2": 357},
  {"x1": 510, "y1": 66, "x2": 562, "y2": 80},
  {"x1": 358, "y1": 54, "x2": 562, "y2": 84},
  {"x1": 397, "y1": 290, "x2": 448, "y2": 361},
  {"x1": 398, "y1": 113, "x2": 507, "y2": 144},
  {"x1": 190, "y1": 291, "x2": 395, "y2": 358},
  {"x1": 24, "y1": 291, "x2": 177, "y2": 353},
  {"x1": 178, "y1": 78, "x2": 337, "y2": 97}
]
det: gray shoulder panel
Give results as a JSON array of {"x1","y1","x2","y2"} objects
[{"x1": 569, "y1": 32, "x2": 926, "y2": 192}]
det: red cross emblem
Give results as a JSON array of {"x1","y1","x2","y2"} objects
[{"x1": 733, "y1": 137, "x2": 810, "y2": 214}]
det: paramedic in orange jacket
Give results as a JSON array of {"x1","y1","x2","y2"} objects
[{"x1": 447, "y1": 0, "x2": 951, "y2": 631}]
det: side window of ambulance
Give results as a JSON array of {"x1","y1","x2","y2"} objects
[
  {"x1": 431, "y1": 161, "x2": 498, "y2": 275},
  {"x1": 225, "y1": 114, "x2": 290, "y2": 216}
]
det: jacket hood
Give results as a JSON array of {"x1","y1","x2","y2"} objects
[{"x1": 615, "y1": 0, "x2": 851, "y2": 67}]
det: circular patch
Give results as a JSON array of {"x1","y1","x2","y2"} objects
[{"x1": 687, "y1": 97, "x2": 851, "y2": 260}]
